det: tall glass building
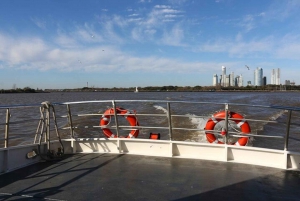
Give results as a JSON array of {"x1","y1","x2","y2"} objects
[
  {"x1": 235, "y1": 75, "x2": 243, "y2": 87},
  {"x1": 254, "y1": 67, "x2": 263, "y2": 86},
  {"x1": 221, "y1": 66, "x2": 226, "y2": 87},
  {"x1": 212, "y1": 74, "x2": 218, "y2": 86},
  {"x1": 271, "y1": 68, "x2": 280, "y2": 85}
]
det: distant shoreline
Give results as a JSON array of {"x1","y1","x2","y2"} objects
[{"x1": 1, "y1": 87, "x2": 299, "y2": 94}]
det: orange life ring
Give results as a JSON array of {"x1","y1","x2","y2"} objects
[
  {"x1": 100, "y1": 107, "x2": 139, "y2": 138},
  {"x1": 205, "y1": 111, "x2": 251, "y2": 146}
]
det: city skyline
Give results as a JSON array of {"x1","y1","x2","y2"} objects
[{"x1": 213, "y1": 66, "x2": 293, "y2": 87}]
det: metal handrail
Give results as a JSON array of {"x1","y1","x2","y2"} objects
[{"x1": 0, "y1": 100, "x2": 299, "y2": 151}]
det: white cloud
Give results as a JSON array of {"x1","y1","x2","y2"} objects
[
  {"x1": 139, "y1": 0, "x2": 152, "y2": 3},
  {"x1": 0, "y1": 32, "x2": 221, "y2": 75},
  {"x1": 154, "y1": 5, "x2": 171, "y2": 9},
  {"x1": 265, "y1": 0, "x2": 300, "y2": 21},
  {"x1": 240, "y1": 15, "x2": 255, "y2": 32},
  {"x1": 31, "y1": 17, "x2": 46, "y2": 30},
  {"x1": 161, "y1": 24, "x2": 185, "y2": 46},
  {"x1": 276, "y1": 34, "x2": 300, "y2": 59},
  {"x1": 198, "y1": 32, "x2": 300, "y2": 61},
  {"x1": 54, "y1": 33, "x2": 80, "y2": 48},
  {"x1": 144, "y1": 5, "x2": 184, "y2": 26},
  {"x1": 0, "y1": 34, "x2": 47, "y2": 64},
  {"x1": 167, "y1": 0, "x2": 188, "y2": 5},
  {"x1": 199, "y1": 36, "x2": 274, "y2": 56},
  {"x1": 129, "y1": 13, "x2": 139, "y2": 17}
]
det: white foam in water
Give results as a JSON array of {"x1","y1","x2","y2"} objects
[
  {"x1": 269, "y1": 110, "x2": 286, "y2": 121},
  {"x1": 187, "y1": 114, "x2": 209, "y2": 143},
  {"x1": 154, "y1": 105, "x2": 168, "y2": 114},
  {"x1": 188, "y1": 114, "x2": 207, "y2": 130}
]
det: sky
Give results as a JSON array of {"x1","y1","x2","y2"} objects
[{"x1": 0, "y1": 0, "x2": 299, "y2": 89}]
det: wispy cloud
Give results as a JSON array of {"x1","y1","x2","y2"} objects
[
  {"x1": 0, "y1": 32, "x2": 221, "y2": 75},
  {"x1": 145, "y1": 5, "x2": 184, "y2": 26},
  {"x1": 0, "y1": 33, "x2": 47, "y2": 65},
  {"x1": 31, "y1": 17, "x2": 47, "y2": 30},
  {"x1": 239, "y1": 15, "x2": 255, "y2": 32},
  {"x1": 161, "y1": 24, "x2": 185, "y2": 46},
  {"x1": 198, "y1": 32, "x2": 300, "y2": 61},
  {"x1": 265, "y1": 0, "x2": 300, "y2": 21}
]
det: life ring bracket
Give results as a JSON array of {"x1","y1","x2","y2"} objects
[
  {"x1": 99, "y1": 107, "x2": 139, "y2": 138},
  {"x1": 205, "y1": 111, "x2": 251, "y2": 146}
]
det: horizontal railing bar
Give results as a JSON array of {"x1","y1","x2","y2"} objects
[
  {"x1": 0, "y1": 119, "x2": 42, "y2": 126},
  {"x1": 230, "y1": 134, "x2": 284, "y2": 139},
  {"x1": 0, "y1": 103, "x2": 42, "y2": 109},
  {"x1": 59, "y1": 113, "x2": 278, "y2": 124},
  {"x1": 2, "y1": 100, "x2": 300, "y2": 112},
  {"x1": 171, "y1": 114, "x2": 208, "y2": 118},
  {"x1": 62, "y1": 125, "x2": 170, "y2": 130},
  {"x1": 62, "y1": 113, "x2": 168, "y2": 117},
  {"x1": 49, "y1": 100, "x2": 300, "y2": 111},
  {"x1": 172, "y1": 115, "x2": 278, "y2": 124}
]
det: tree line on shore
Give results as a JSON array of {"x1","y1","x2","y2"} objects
[
  {"x1": 0, "y1": 87, "x2": 37, "y2": 93},
  {"x1": 1, "y1": 85, "x2": 300, "y2": 93}
]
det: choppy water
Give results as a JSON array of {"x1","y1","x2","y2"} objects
[{"x1": 1, "y1": 91, "x2": 300, "y2": 151}]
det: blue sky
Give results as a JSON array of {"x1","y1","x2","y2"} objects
[{"x1": 0, "y1": 0, "x2": 299, "y2": 89}]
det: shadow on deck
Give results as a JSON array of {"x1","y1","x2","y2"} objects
[{"x1": 0, "y1": 153, "x2": 299, "y2": 201}]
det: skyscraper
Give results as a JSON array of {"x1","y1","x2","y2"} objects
[
  {"x1": 225, "y1": 75, "x2": 230, "y2": 87},
  {"x1": 230, "y1": 72, "x2": 234, "y2": 86},
  {"x1": 271, "y1": 69, "x2": 275, "y2": 84},
  {"x1": 221, "y1": 66, "x2": 226, "y2": 87},
  {"x1": 212, "y1": 74, "x2": 218, "y2": 86},
  {"x1": 254, "y1": 67, "x2": 263, "y2": 86},
  {"x1": 271, "y1": 68, "x2": 280, "y2": 85},
  {"x1": 235, "y1": 75, "x2": 243, "y2": 87},
  {"x1": 276, "y1": 68, "x2": 280, "y2": 85}
]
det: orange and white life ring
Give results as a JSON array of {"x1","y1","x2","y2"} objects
[
  {"x1": 100, "y1": 107, "x2": 139, "y2": 138},
  {"x1": 205, "y1": 111, "x2": 251, "y2": 146}
]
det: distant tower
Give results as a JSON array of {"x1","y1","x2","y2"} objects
[
  {"x1": 230, "y1": 72, "x2": 234, "y2": 86},
  {"x1": 271, "y1": 68, "x2": 280, "y2": 85},
  {"x1": 236, "y1": 74, "x2": 243, "y2": 87},
  {"x1": 225, "y1": 75, "x2": 230, "y2": 87},
  {"x1": 212, "y1": 74, "x2": 218, "y2": 86},
  {"x1": 254, "y1": 67, "x2": 263, "y2": 86},
  {"x1": 271, "y1": 69, "x2": 275, "y2": 84},
  {"x1": 263, "y1": 76, "x2": 267, "y2": 86},
  {"x1": 276, "y1": 68, "x2": 280, "y2": 85},
  {"x1": 221, "y1": 66, "x2": 226, "y2": 87}
]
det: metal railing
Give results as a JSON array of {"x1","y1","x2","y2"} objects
[{"x1": 1, "y1": 100, "x2": 300, "y2": 152}]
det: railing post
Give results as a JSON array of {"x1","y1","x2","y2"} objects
[
  {"x1": 284, "y1": 110, "x2": 292, "y2": 151},
  {"x1": 167, "y1": 102, "x2": 173, "y2": 140},
  {"x1": 4, "y1": 108, "x2": 10, "y2": 148},
  {"x1": 112, "y1": 100, "x2": 120, "y2": 137},
  {"x1": 112, "y1": 100, "x2": 122, "y2": 153},
  {"x1": 67, "y1": 104, "x2": 75, "y2": 138},
  {"x1": 224, "y1": 104, "x2": 229, "y2": 144},
  {"x1": 45, "y1": 104, "x2": 51, "y2": 151}
]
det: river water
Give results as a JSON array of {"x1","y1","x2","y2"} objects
[{"x1": 0, "y1": 91, "x2": 300, "y2": 151}]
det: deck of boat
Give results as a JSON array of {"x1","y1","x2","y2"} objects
[{"x1": 0, "y1": 153, "x2": 299, "y2": 201}]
